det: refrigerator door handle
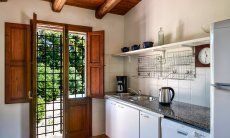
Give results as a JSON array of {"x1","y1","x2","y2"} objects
[{"x1": 211, "y1": 83, "x2": 230, "y2": 91}]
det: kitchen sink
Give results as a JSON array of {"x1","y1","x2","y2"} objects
[
  {"x1": 129, "y1": 95, "x2": 155, "y2": 101},
  {"x1": 113, "y1": 93, "x2": 156, "y2": 102},
  {"x1": 116, "y1": 93, "x2": 132, "y2": 97}
]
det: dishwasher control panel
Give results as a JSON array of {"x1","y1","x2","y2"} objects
[{"x1": 161, "y1": 118, "x2": 210, "y2": 138}]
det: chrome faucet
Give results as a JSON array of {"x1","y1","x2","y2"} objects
[{"x1": 128, "y1": 88, "x2": 142, "y2": 96}]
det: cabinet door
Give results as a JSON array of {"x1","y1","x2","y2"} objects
[
  {"x1": 5, "y1": 22, "x2": 31, "y2": 104},
  {"x1": 106, "y1": 99, "x2": 118, "y2": 138},
  {"x1": 105, "y1": 100, "x2": 112, "y2": 137},
  {"x1": 116, "y1": 103, "x2": 139, "y2": 138},
  {"x1": 140, "y1": 111, "x2": 160, "y2": 138}
]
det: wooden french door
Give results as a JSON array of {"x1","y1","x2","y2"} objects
[
  {"x1": 63, "y1": 25, "x2": 92, "y2": 138},
  {"x1": 64, "y1": 29, "x2": 104, "y2": 138},
  {"x1": 64, "y1": 29, "x2": 105, "y2": 138},
  {"x1": 31, "y1": 14, "x2": 104, "y2": 138}
]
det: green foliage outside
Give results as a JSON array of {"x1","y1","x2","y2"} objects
[
  {"x1": 37, "y1": 63, "x2": 61, "y2": 102},
  {"x1": 37, "y1": 98, "x2": 45, "y2": 122},
  {"x1": 37, "y1": 29, "x2": 86, "y2": 123}
]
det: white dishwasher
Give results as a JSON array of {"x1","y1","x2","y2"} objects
[{"x1": 161, "y1": 118, "x2": 210, "y2": 138}]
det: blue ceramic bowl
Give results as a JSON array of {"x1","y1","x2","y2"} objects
[
  {"x1": 143, "y1": 42, "x2": 154, "y2": 48},
  {"x1": 121, "y1": 47, "x2": 129, "y2": 52},
  {"x1": 131, "y1": 45, "x2": 140, "y2": 51}
]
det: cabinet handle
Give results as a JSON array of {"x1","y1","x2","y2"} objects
[
  {"x1": 140, "y1": 113, "x2": 149, "y2": 118},
  {"x1": 110, "y1": 102, "x2": 116, "y2": 106},
  {"x1": 143, "y1": 115, "x2": 149, "y2": 118},
  {"x1": 177, "y1": 130, "x2": 188, "y2": 136},
  {"x1": 118, "y1": 105, "x2": 124, "y2": 108}
]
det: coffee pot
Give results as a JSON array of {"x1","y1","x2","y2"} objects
[{"x1": 116, "y1": 76, "x2": 127, "y2": 93}]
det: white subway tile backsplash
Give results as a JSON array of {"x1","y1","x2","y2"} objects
[
  {"x1": 178, "y1": 80, "x2": 191, "y2": 89},
  {"x1": 128, "y1": 77, "x2": 139, "y2": 90},
  {"x1": 147, "y1": 78, "x2": 158, "y2": 96},
  {"x1": 190, "y1": 74, "x2": 207, "y2": 106},
  {"x1": 196, "y1": 68, "x2": 207, "y2": 75},
  {"x1": 178, "y1": 87, "x2": 191, "y2": 103},
  {"x1": 124, "y1": 56, "x2": 211, "y2": 107},
  {"x1": 191, "y1": 88, "x2": 206, "y2": 106},
  {"x1": 138, "y1": 78, "x2": 154, "y2": 95},
  {"x1": 157, "y1": 79, "x2": 168, "y2": 88},
  {"x1": 168, "y1": 79, "x2": 179, "y2": 101}
]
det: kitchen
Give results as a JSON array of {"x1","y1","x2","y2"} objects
[{"x1": 0, "y1": 0, "x2": 230, "y2": 138}]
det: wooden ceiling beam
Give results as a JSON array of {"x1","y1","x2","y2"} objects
[
  {"x1": 52, "y1": 0, "x2": 67, "y2": 12},
  {"x1": 95, "y1": 0, "x2": 122, "y2": 19}
]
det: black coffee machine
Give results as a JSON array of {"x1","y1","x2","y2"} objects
[{"x1": 116, "y1": 76, "x2": 127, "y2": 93}]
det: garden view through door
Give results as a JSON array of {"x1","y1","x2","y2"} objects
[{"x1": 36, "y1": 24, "x2": 87, "y2": 137}]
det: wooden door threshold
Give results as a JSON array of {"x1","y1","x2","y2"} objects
[{"x1": 91, "y1": 134, "x2": 108, "y2": 138}]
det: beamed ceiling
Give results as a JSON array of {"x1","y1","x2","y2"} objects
[{"x1": 43, "y1": 0, "x2": 141, "y2": 19}]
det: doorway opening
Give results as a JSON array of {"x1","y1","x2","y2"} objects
[
  {"x1": 36, "y1": 25, "x2": 64, "y2": 137},
  {"x1": 35, "y1": 23, "x2": 88, "y2": 137}
]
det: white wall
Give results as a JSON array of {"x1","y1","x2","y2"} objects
[
  {"x1": 123, "y1": 0, "x2": 230, "y2": 107},
  {"x1": 124, "y1": 0, "x2": 230, "y2": 45},
  {"x1": 0, "y1": 0, "x2": 124, "y2": 137}
]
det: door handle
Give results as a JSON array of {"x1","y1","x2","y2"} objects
[
  {"x1": 28, "y1": 90, "x2": 33, "y2": 99},
  {"x1": 212, "y1": 83, "x2": 230, "y2": 91},
  {"x1": 212, "y1": 83, "x2": 230, "y2": 87}
]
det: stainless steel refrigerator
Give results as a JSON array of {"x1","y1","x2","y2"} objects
[{"x1": 211, "y1": 19, "x2": 230, "y2": 138}]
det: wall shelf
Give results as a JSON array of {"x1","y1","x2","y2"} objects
[{"x1": 112, "y1": 37, "x2": 210, "y2": 57}]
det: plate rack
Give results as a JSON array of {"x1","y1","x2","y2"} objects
[
  {"x1": 138, "y1": 54, "x2": 163, "y2": 78},
  {"x1": 138, "y1": 50, "x2": 196, "y2": 80}
]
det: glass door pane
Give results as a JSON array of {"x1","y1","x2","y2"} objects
[
  {"x1": 36, "y1": 28, "x2": 64, "y2": 137},
  {"x1": 68, "y1": 31, "x2": 87, "y2": 98}
]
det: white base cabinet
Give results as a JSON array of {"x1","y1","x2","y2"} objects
[
  {"x1": 106, "y1": 99, "x2": 210, "y2": 138},
  {"x1": 106, "y1": 99, "x2": 117, "y2": 138},
  {"x1": 161, "y1": 118, "x2": 210, "y2": 138},
  {"x1": 106, "y1": 99, "x2": 139, "y2": 138},
  {"x1": 116, "y1": 102, "x2": 139, "y2": 138},
  {"x1": 140, "y1": 111, "x2": 160, "y2": 138}
]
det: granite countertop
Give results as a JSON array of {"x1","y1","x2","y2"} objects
[{"x1": 105, "y1": 93, "x2": 210, "y2": 132}]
